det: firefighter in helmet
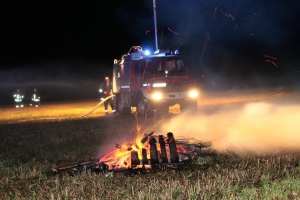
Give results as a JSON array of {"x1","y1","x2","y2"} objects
[
  {"x1": 30, "y1": 88, "x2": 40, "y2": 107},
  {"x1": 99, "y1": 77, "x2": 116, "y2": 114},
  {"x1": 14, "y1": 89, "x2": 24, "y2": 108}
]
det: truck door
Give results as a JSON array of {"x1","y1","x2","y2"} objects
[
  {"x1": 120, "y1": 61, "x2": 130, "y2": 93},
  {"x1": 112, "y1": 64, "x2": 120, "y2": 93}
]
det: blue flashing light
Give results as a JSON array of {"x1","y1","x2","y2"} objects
[{"x1": 144, "y1": 50, "x2": 150, "y2": 56}]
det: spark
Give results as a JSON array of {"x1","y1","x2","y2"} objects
[
  {"x1": 234, "y1": 2, "x2": 240, "y2": 17},
  {"x1": 146, "y1": 30, "x2": 150, "y2": 34},
  {"x1": 273, "y1": 92, "x2": 284, "y2": 97},
  {"x1": 199, "y1": 34, "x2": 210, "y2": 64},
  {"x1": 196, "y1": 12, "x2": 208, "y2": 24},
  {"x1": 234, "y1": 18, "x2": 245, "y2": 31},
  {"x1": 159, "y1": 29, "x2": 163, "y2": 48},
  {"x1": 220, "y1": 10, "x2": 234, "y2": 20},
  {"x1": 263, "y1": 55, "x2": 277, "y2": 60},
  {"x1": 254, "y1": 13, "x2": 261, "y2": 16},
  {"x1": 177, "y1": 43, "x2": 184, "y2": 50},
  {"x1": 265, "y1": 60, "x2": 278, "y2": 67},
  {"x1": 167, "y1": 27, "x2": 179, "y2": 35},
  {"x1": 223, "y1": 83, "x2": 244, "y2": 94},
  {"x1": 214, "y1": 7, "x2": 217, "y2": 19},
  {"x1": 250, "y1": 33, "x2": 259, "y2": 36},
  {"x1": 202, "y1": 75, "x2": 205, "y2": 79}
]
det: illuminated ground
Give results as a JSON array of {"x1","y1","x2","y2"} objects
[{"x1": 1, "y1": 87, "x2": 299, "y2": 125}]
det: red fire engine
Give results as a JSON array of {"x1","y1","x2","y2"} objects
[{"x1": 112, "y1": 46, "x2": 199, "y2": 118}]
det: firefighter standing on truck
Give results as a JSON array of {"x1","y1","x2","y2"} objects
[
  {"x1": 14, "y1": 89, "x2": 24, "y2": 108},
  {"x1": 99, "y1": 77, "x2": 116, "y2": 115},
  {"x1": 31, "y1": 88, "x2": 40, "y2": 107}
]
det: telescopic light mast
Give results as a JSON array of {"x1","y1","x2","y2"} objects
[{"x1": 153, "y1": 0, "x2": 159, "y2": 52}]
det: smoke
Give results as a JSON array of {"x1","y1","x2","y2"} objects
[{"x1": 157, "y1": 101, "x2": 300, "y2": 155}]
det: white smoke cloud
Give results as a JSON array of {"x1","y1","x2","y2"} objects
[{"x1": 157, "y1": 101, "x2": 300, "y2": 155}]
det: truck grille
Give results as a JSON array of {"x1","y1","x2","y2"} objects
[{"x1": 167, "y1": 82, "x2": 191, "y2": 92}]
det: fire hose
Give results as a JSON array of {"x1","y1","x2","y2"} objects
[{"x1": 78, "y1": 94, "x2": 115, "y2": 118}]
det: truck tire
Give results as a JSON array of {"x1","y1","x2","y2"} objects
[{"x1": 116, "y1": 94, "x2": 131, "y2": 115}]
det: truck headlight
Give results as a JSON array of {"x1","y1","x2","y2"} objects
[
  {"x1": 188, "y1": 90, "x2": 198, "y2": 98},
  {"x1": 152, "y1": 92, "x2": 163, "y2": 100}
]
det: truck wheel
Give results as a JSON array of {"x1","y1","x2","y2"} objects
[
  {"x1": 180, "y1": 100, "x2": 197, "y2": 114},
  {"x1": 116, "y1": 94, "x2": 131, "y2": 115}
]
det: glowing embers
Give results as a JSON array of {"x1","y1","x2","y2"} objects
[
  {"x1": 131, "y1": 132, "x2": 179, "y2": 170},
  {"x1": 98, "y1": 132, "x2": 212, "y2": 171},
  {"x1": 50, "y1": 133, "x2": 212, "y2": 175}
]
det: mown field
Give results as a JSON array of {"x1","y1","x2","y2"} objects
[{"x1": 1, "y1": 89, "x2": 300, "y2": 199}]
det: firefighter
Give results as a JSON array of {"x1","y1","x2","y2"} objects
[
  {"x1": 31, "y1": 88, "x2": 40, "y2": 107},
  {"x1": 14, "y1": 89, "x2": 24, "y2": 108},
  {"x1": 99, "y1": 77, "x2": 116, "y2": 114}
]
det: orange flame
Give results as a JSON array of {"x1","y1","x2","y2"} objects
[{"x1": 99, "y1": 134, "x2": 193, "y2": 170}]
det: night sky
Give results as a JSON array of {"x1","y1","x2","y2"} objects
[{"x1": 1, "y1": 1, "x2": 299, "y2": 106}]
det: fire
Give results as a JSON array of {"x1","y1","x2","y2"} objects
[
  {"x1": 98, "y1": 132, "x2": 203, "y2": 170},
  {"x1": 99, "y1": 133, "x2": 148, "y2": 169}
]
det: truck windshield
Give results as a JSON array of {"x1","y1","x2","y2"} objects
[{"x1": 144, "y1": 58, "x2": 185, "y2": 74}]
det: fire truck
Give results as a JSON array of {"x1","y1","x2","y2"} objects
[
  {"x1": 112, "y1": 46, "x2": 199, "y2": 118},
  {"x1": 111, "y1": 0, "x2": 199, "y2": 118}
]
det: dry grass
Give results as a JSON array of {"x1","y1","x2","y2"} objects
[
  {"x1": 0, "y1": 99, "x2": 106, "y2": 124},
  {"x1": 1, "y1": 95, "x2": 300, "y2": 199}
]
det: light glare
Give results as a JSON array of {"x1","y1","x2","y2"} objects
[
  {"x1": 189, "y1": 90, "x2": 198, "y2": 98},
  {"x1": 144, "y1": 50, "x2": 150, "y2": 56},
  {"x1": 152, "y1": 92, "x2": 163, "y2": 100}
]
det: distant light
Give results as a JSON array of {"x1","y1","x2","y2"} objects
[
  {"x1": 144, "y1": 50, "x2": 150, "y2": 56},
  {"x1": 174, "y1": 50, "x2": 179, "y2": 55}
]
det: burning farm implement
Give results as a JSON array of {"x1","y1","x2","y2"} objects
[{"x1": 50, "y1": 132, "x2": 212, "y2": 176}]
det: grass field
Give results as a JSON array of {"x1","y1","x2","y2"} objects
[{"x1": 1, "y1": 89, "x2": 300, "y2": 199}]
